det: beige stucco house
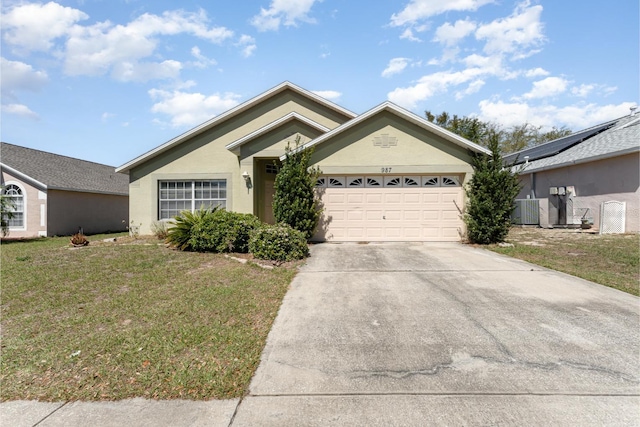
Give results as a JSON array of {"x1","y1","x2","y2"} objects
[
  {"x1": 117, "y1": 82, "x2": 490, "y2": 242},
  {"x1": 508, "y1": 113, "x2": 640, "y2": 232},
  {"x1": 1, "y1": 142, "x2": 129, "y2": 238}
]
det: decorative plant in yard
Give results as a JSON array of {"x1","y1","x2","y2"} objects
[
  {"x1": 273, "y1": 136, "x2": 322, "y2": 239},
  {"x1": 189, "y1": 210, "x2": 262, "y2": 253},
  {"x1": 249, "y1": 223, "x2": 309, "y2": 263},
  {"x1": 70, "y1": 233, "x2": 89, "y2": 247},
  {"x1": 464, "y1": 131, "x2": 521, "y2": 244},
  {"x1": 0, "y1": 186, "x2": 15, "y2": 237},
  {"x1": 165, "y1": 207, "x2": 218, "y2": 251}
]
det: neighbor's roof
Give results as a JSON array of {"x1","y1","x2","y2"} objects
[
  {"x1": 515, "y1": 114, "x2": 640, "y2": 174},
  {"x1": 116, "y1": 81, "x2": 357, "y2": 173},
  {"x1": 1, "y1": 142, "x2": 129, "y2": 195},
  {"x1": 280, "y1": 101, "x2": 492, "y2": 161}
]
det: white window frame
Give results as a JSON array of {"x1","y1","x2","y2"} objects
[
  {"x1": 2, "y1": 181, "x2": 26, "y2": 230},
  {"x1": 158, "y1": 179, "x2": 227, "y2": 220}
]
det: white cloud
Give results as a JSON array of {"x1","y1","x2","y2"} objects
[
  {"x1": 433, "y1": 19, "x2": 476, "y2": 46},
  {"x1": 400, "y1": 28, "x2": 422, "y2": 42},
  {"x1": 149, "y1": 88, "x2": 241, "y2": 127},
  {"x1": 190, "y1": 46, "x2": 217, "y2": 68},
  {"x1": 475, "y1": 1, "x2": 545, "y2": 59},
  {"x1": 522, "y1": 76, "x2": 569, "y2": 99},
  {"x1": 388, "y1": 68, "x2": 484, "y2": 109},
  {"x1": 3, "y1": 4, "x2": 234, "y2": 83},
  {"x1": 63, "y1": 9, "x2": 233, "y2": 80},
  {"x1": 478, "y1": 99, "x2": 636, "y2": 130},
  {"x1": 1, "y1": 1, "x2": 88, "y2": 52},
  {"x1": 455, "y1": 79, "x2": 485, "y2": 100},
  {"x1": 571, "y1": 83, "x2": 595, "y2": 98},
  {"x1": 236, "y1": 35, "x2": 257, "y2": 58},
  {"x1": 312, "y1": 90, "x2": 341, "y2": 101},
  {"x1": 1, "y1": 103, "x2": 39, "y2": 119},
  {"x1": 525, "y1": 67, "x2": 549, "y2": 78},
  {"x1": 251, "y1": 0, "x2": 319, "y2": 32},
  {"x1": 382, "y1": 58, "x2": 410, "y2": 78},
  {"x1": 390, "y1": 0, "x2": 494, "y2": 27},
  {"x1": 101, "y1": 112, "x2": 115, "y2": 122},
  {"x1": 0, "y1": 57, "x2": 48, "y2": 95}
]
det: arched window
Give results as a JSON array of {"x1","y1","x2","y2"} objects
[{"x1": 3, "y1": 184, "x2": 24, "y2": 227}]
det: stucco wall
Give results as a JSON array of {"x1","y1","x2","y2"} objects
[
  {"x1": 47, "y1": 190, "x2": 129, "y2": 236},
  {"x1": 1, "y1": 171, "x2": 47, "y2": 238},
  {"x1": 128, "y1": 90, "x2": 351, "y2": 234},
  {"x1": 517, "y1": 153, "x2": 640, "y2": 232}
]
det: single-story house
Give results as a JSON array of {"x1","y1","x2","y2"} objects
[
  {"x1": 506, "y1": 112, "x2": 639, "y2": 232},
  {"x1": 1, "y1": 142, "x2": 129, "y2": 238},
  {"x1": 116, "y1": 81, "x2": 490, "y2": 242}
]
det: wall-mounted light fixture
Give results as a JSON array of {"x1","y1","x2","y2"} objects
[{"x1": 242, "y1": 171, "x2": 250, "y2": 181}]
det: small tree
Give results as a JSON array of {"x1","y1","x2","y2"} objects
[
  {"x1": 273, "y1": 136, "x2": 321, "y2": 239},
  {"x1": 0, "y1": 187, "x2": 15, "y2": 237},
  {"x1": 464, "y1": 131, "x2": 521, "y2": 244}
]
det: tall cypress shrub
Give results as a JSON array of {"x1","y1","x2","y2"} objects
[
  {"x1": 464, "y1": 132, "x2": 521, "y2": 244},
  {"x1": 273, "y1": 137, "x2": 321, "y2": 239}
]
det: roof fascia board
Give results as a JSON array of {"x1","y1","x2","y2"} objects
[
  {"x1": 280, "y1": 101, "x2": 490, "y2": 161},
  {"x1": 0, "y1": 163, "x2": 48, "y2": 190},
  {"x1": 116, "y1": 81, "x2": 356, "y2": 172},
  {"x1": 518, "y1": 146, "x2": 640, "y2": 175},
  {"x1": 225, "y1": 112, "x2": 330, "y2": 155},
  {"x1": 46, "y1": 187, "x2": 128, "y2": 196}
]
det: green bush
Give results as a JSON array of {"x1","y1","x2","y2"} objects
[
  {"x1": 189, "y1": 210, "x2": 262, "y2": 253},
  {"x1": 273, "y1": 136, "x2": 321, "y2": 239},
  {"x1": 249, "y1": 224, "x2": 309, "y2": 262},
  {"x1": 165, "y1": 208, "x2": 218, "y2": 251},
  {"x1": 464, "y1": 132, "x2": 521, "y2": 244}
]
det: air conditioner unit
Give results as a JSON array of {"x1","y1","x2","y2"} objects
[{"x1": 513, "y1": 199, "x2": 540, "y2": 225}]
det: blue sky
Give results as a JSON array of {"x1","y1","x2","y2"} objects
[{"x1": 1, "y1": 0, "x2": 637, "y2": 167}]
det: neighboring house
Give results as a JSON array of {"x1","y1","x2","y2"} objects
[
  {"x1": 506, "y1": 113, "x2": 640, "y2": 232},
  {"x1": 1, "y1": 142, "x2": 129, "y2": 238},
  {"x1": 116, "y1": 81, "x2": 490, "y2": 242}
]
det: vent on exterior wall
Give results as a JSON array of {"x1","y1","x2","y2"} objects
[{"x1": 513, "y1": 199, "x2": 540, "y2": 225}]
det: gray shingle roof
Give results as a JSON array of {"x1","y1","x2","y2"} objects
[
  {"x1": 1, "y1": 142, "x2": 129, "y2": 195},
  {"x1": 515, "y1": 114, "x2": 640, "y2": 174}
]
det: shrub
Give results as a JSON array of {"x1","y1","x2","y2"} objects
[
  {"x1": 273, "y1": 136, "x2": 321, "y2": 239},
  {"x1": 249, "y1": 224, "x2": 309, "y2": 262},
  {"x1": 189, "y1": 210, "x2": 262, "y2": 253},
  {"x1": 166, "y1": 208, "x2": 218, "y2": 251},
  {"x1": 464, "y1": 132, "x2": 521, "y2": 244}
]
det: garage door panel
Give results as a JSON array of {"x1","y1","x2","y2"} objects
[
  {"x1": 423, "y1": 194, "x2": 440, "y2": 204},
  {"x1": 315, "y1": 177, "x2": 464, "y2": 242},
  {"x1": 366, "y1": 193, "x2": 383, "y2": 203}
]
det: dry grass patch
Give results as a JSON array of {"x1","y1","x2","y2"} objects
[
  {"x1": 1, "y1": 234, "x2": 297, "y2": 401},
  {"x1": 488, "y1": 228, "x2": 639, "y2": 296}
]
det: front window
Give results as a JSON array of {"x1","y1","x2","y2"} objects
[
  {"x1": 158, "y1": 180, "x2": 226, "y2": 219},
  {"x1": 3, "y1": 184, "x2": 24, "y2": 227}
]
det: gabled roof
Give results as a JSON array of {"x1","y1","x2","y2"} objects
[
  {"x1": 280, "y1": 101, "x2": 491, "y2": 161},
  {"x1": 117, "y1": 81, "x2": 357, "y2": 172},
  {"x1": 225, "y1": 112, "x2": 330, "y2": 155},
  {"x1": 1, "y1": 142, "x2": 129, "y2": 195},
  {"x1": 515, "y1": 114, "x2": 640, "y2": 174}
]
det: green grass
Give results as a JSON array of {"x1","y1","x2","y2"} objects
[
  {"x1": 1, "y1": 234, "x2": 297, "y2": 401},
  {"x1": 488, "y1": 229, "x2": 639, "y2": 296}
]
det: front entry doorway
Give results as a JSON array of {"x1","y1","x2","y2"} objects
[{"x1": 256, "y1": 158, "x2": 282, "y2": 224}]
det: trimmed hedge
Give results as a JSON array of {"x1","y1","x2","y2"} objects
[{"x1": 249, "y1": 224, "x2": 309, "y2": 262}]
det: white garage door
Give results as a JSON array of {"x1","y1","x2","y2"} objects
[{"x1": 314, "y1": 175, "x2": 464, "y2": 242}]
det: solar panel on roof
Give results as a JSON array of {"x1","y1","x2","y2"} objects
[{"x1": 503, "y1": 122, "x2": 614, "y2": 165}]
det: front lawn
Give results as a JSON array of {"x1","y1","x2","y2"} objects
[
  {"x1": 0, "y1": 234, "x2": 297, "y2": 401},
  {"x1": 488, "y1": 228, "x2": 639, "y2": 296}
]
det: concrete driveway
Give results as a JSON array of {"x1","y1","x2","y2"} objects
[{"x1": 234, "y1": 242, "x2": 640, "y2": 426}]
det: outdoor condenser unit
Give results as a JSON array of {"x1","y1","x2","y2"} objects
[{"x1": 513, "y1": 199, "x2": 540, "y2": 225}]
